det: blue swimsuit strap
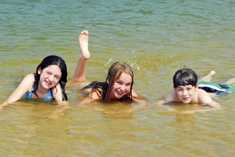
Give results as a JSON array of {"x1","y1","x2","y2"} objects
[{"x1": 41, "y1": 89, "x2": 54, "y2": 102}]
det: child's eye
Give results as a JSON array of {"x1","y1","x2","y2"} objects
[
  {"x1": 47, "y1": 71, "x2": 52, "y2": 75},
  {"x1": 176, "y1": 88, "x2": 183, "y2": 92},
  {"x1": 187, "y1": 87, "x2": 192, "y2": 90},
  {"x1": 178, "y1": 89, "x2": 183, "y2": 92},
  {"x1": 116, "y1": 81, "x2": 123, "y2": 84},
  {"x1": 54, "y1": 75, "x2": 60, "y2": 80}
]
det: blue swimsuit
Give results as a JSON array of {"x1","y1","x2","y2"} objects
[{"x1": 22, "y1": 89, "x2": 54, "y2": 102}]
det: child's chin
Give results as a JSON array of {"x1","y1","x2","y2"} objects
[
  {"x1": 115, "y1": 95, "x2": 123, "y2": 99},
  {"x1": 42, "y1": 84, "x2": 51, "y2": 90},
  {"x1": 182, "y1": 100, "x2": 191, "y2": 104},
  {"x1": 114, "y1": 94, "x2": 125, "y2": 99}
]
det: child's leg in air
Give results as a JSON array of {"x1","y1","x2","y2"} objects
[
  {"x1": 200, "y1": 70, "x2": 216, "y2": 82},
  {"x1": 72, "y1": 31, "x2": 90, "y2": 83}
]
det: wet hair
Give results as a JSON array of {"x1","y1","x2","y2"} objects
[
  {"x1": 33, "y1": 55, "x2": 68, "y2": 101},
  {"x1": 82, "y1": 62, "x2": 134, "y2": 102},
  {"x1": 173, "y1": 68, "x2": 198, "y2": 88}
]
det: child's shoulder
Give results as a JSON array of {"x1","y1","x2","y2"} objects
[
  {"x1": 20, "y1": 73, "x2": 35, "y2": 88},
  {"x1": 197, "y1": 88, "x2": 211, "y2": 96},
  {"x1": 196, "y1": 87, "x2": 221, "y2": 108},
  {"x1": 24, "y1": 73, "x2": 35, "y2": 80},
  {"x1": 196, "y1": 88, "x2": 213, "y2": 104},
  {"x1": 197, "y1": 88, "x2": 211, "y2": 98},
  {"x1": 159, "y1": 91, "x2": 177, "y2": 105}
]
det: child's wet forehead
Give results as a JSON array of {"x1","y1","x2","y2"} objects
[
  {"x1": 115, "y1": 72, "x2": 132, "y2": 82},
  {"x1": 43, "y1": 65, "x2": 62, "y2": 74},
  {"x1": 175, "y1": 84, "x2": 195, "y2": 89}
]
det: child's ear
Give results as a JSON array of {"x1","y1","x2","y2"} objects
[
  {"x1": 106, "y1": 77, "x2": 110, "y2": 83},
  {"x1": 37, "y1": 68, "x2": 41, "y2": 74}
]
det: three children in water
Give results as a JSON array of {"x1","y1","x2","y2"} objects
[{"x1": 1, "y1": 30, "x2": 234, "y2": 112}]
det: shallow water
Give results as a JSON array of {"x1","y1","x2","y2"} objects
[{"x1": 0, "y1": 0, "x2": 235, "y2": 156}]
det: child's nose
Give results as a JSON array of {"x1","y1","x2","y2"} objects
[
  {"x1": 48, "y1": 75, "x2": 55, "y2": 81},
  {"x1": 182, "y1": 90, "x2": 188, "y2": 95},
  {"x1": 120, "y1": 85, "x2": 127, "y2": 91}
]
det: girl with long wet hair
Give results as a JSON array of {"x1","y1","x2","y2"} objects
[
  {"x1": 72, "y1": 31, "x2": 143, "y2": 105},
  {"x1": 1, "y1": 55, "x2": 68, "y2": 109}
]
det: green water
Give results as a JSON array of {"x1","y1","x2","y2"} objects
[{"x1": 0, "y1": 0, "x2": 235, "y2": 156}]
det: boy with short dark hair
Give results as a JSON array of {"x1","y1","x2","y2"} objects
[{"x1": 158, "y1": 68, "x2": 221, "y2": 109}]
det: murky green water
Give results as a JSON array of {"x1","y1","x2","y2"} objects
[{"x1": 0, "y1": 0, "x2": 235, "y2": 156}]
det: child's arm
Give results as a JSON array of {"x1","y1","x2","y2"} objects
[
  {"x1": 0, "y1": 74, "x2": 34, "y2": 109},
  {"x1": 203, "y1": 99, "x2": 221, "y2": 109},
  {"x1": 156, "y1": 92, "x2": 175, "y2": 106},
  {"x1": 183, "y1": 99, "x2": 220, "y2": 114},
  {"x1": 132, "y1": 89, "x2": 146, "y2": 103},
  {"x1": 199, "y1": 91, "x2": 221, "y2": 109},
  {"x1": 76, "y1": 89, "x2": 100, "y2": 106},
  {"x1": 52, "y1": 84, "x2": 67, "y2": 104}
]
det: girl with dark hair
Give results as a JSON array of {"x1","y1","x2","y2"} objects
[
  {"x1": 1, "y1": 55, "x2": 68, "y2": 109},
  {"x1": 72, "y1": 31, "x2": 143, "y2": 105}
]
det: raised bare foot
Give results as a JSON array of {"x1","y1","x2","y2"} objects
[
  {"x1": 209, "y1": 70, "x2": 216, "y2": 76},
  {"x1": 79, "y1": 30, "x2": 90, "y2": 59}
]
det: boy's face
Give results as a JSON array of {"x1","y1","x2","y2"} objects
[{"x1": 174, "y1": 85, "x2": 196, "y2": 104}]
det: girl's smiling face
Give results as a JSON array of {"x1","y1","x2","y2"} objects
[
  {"x1": 109, "y1": 72, "x2": 132, "y2": 100},
  {"x1": 38, "y1": 65, "x2": 62, "y2": 90}
]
